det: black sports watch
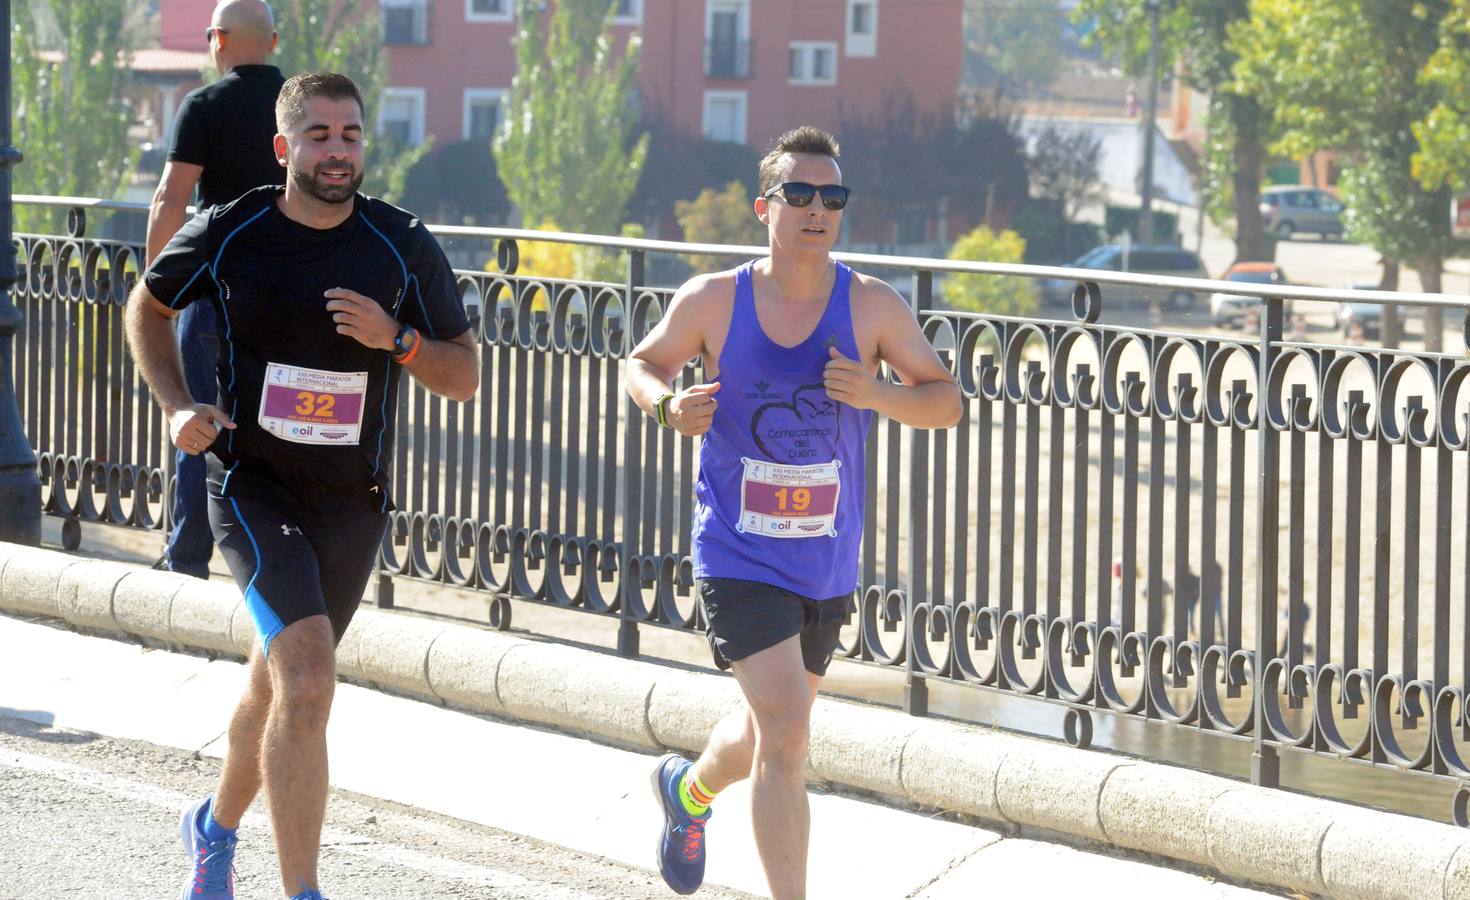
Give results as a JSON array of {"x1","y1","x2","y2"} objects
[{"x1": 391, "y1": 323, "x2": 419, "y2": 362}]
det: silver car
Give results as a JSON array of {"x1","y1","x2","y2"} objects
[
  {"x1": 1041, "y1": 244, "x2": 1208, "y2": 311},
  {"x1": 1259, "y1": 186, "x2": 1344, "y2": 241}
]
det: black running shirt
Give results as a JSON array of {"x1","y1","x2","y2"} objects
[
  {"x1": 168, "y1": 65, "x2": 286, "y2": 208},
  {"x1": 144, "y1": 185, "x2": 471, "y2": 511}
]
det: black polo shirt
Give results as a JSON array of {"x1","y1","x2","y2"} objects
[
  {"x1": 168, "y1": 64, "x2": 287, "y2": 208},
  {"x1": 143, "y1": 186, "x2": 472, "y2": 511}
]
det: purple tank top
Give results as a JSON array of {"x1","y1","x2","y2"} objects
[{"x1": 691, "y1": 261, "x2": 872, "y2": 599}]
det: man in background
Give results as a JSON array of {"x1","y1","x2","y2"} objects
[{"x1": 147, "y1": 0, "x2": 284, "y2": 578}]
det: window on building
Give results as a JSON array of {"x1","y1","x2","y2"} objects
[
  {"x1": 789, "y1": 42, "x2": 838, "y2": 85},
  {"x1": 463, "y1": 89, "x2": 505, "y2": 142},
  {"x1": 382, "y1": 0, "x2": 429, "y2": 45},
  {"x1": 846, "y1": 0, "x2": 877, "y2": 56},
  {"x1": 702, "y1": 91, "x2": 747, "y2": 144},
  {"x1": 380, "y1": 88, "x2": 426, "y2": 146},
  {"x1": 613, "y1": 0, "x2": 642, "y2": 24},
  {"x1": 466, "y1": 0, "x2": 511, "y2": 23},
  {"x1": 705, "y1": 0, "x2": 751, "y2": 78}
]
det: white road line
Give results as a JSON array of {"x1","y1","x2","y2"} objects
[{"x1": 0, "y1": 747, "x2": 598, "y2": 898}]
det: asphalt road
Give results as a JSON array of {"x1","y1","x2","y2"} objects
[{"x1": 0, "y1": 714, "x2": 750, "y2": 900}]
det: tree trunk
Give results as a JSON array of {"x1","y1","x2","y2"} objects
[
  {"x1": 1380, "y1": 260, "x2": 1402, "y2": 348},
  {"x1": 1230, "y1": 98, "x2": 1269, "y2": 263},
  {"x1": 1417, "y1": 258, "x2": 1444, "y2": 353}
]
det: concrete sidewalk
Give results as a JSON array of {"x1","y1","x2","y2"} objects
[{"x1": 0, "y1": 613, "x2": 1273, "y2": 899}]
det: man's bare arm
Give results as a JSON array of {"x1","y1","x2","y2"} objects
[
  {"x1": 626, "y1": 274, "x2": 723, "y2": 436},
  {"x1": 124, "y1": 280, "x2": 235, "y2": 452},
  {"x1": 146, "y1": 162, "x2": 202, "y2": 264},
  {"x1": 402, "y1": 330, "x2": 479, "y2": 402}
]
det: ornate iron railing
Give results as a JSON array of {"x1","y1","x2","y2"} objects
[{"x1": 16, "y1": 194, "x2": 1470, "y2": 823}]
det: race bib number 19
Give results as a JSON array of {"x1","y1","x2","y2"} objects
[
  {"x1": 259, "y1": 362, "x2": 368, "y2": 445},
  {"x1": 738, "y1": 457, "x2": 841, "y2": 538}
]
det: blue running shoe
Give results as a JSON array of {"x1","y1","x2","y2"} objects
[
  {"x1": 288, "y1": 892, "x2": 328, "y2": 900},
  {"x1": 651, "y1": 753, "x2": 710, "y2": 895},
  {"x1": 179, "y1": 797, "x2": 236, "y2": 899}
]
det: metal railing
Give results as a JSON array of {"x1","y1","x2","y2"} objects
[{"x1": 16, "y1": 194, "x2": 1470, "y2": 823}]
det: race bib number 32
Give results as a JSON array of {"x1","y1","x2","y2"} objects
[
  {"x1": 259, "y1": 362, "x2": 368, "y2": 445},
  {"x1": 739, "y1": 458, "x2": 841, "y2": 538}
]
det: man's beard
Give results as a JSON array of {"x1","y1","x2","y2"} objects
[{"x1": 292, "y1": 162, "x2": 364, "y2": 204}]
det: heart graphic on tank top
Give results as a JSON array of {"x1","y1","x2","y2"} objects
[{"x1": 749, "y1": 382, "x2": 842, "y2": 461}]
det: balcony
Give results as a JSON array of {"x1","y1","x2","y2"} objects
[{"x1": 704, "y1": 37, "x2": 752, "y2": 79}]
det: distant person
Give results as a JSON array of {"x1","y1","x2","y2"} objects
[{"x1": 147, "y1": 0, "x2": 285, "y2": 579}]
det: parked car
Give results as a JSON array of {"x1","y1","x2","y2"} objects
[
  {"x1": 1339, "y1": 282, "x2": 1383, "y2": 340},
  {"x1": 1209, "y1": 262, "x2": 1291, "y2": 328},
  {"x1": 1259, "y1": 186, "x2": 1344, "y2": 241},
  {"x1": 1040, "y1": 243, "x2": 1208, "y2": 311}
]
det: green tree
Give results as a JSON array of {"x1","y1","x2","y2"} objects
[
  {"x1": 1233, "y1": 0, "x2": 1454, "y2": 349},
  {"x1": 12, "y1": 0, "x2": 139, "y2": 227},
  {"x1": 1413, "y1": 1, "x2": 1470, "y2": 190},
  {"x1": 839, "y1": 86, "x2": 1029, "y2": 250},
  {"x1": 675, "y1": 181, "x2": 766, "y2": 273},
  {"x1": 494, "y1": 0, "x2": 649, "y2": 235},
  {"x1": 1076, "y1": 0, "x2": 1274, "y2": 263},
  {"x1": 966, "y1": 0, "x2": 1068, "y2": 102},
  {"x1": 944, "y1": 225, "x2": 1038, "y2": 315}
]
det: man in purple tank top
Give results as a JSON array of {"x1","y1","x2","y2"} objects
[{"x1": 627, "y1": 126, "x2": 962, "y2": 898}]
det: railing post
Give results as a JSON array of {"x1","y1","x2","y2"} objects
[
  {"x1": 1252, "y1": 296, "x2": 1282, "y2": 787},
  {"x1": 617, "y1": 248, "x2": 646, "y2": 659},
  {"x1": 904, "y1": 269, "x2": 931, "y2": 716},
  {"x1": 371, "y1": 571, "x2": 395, "y2": 609},
  {"x1": 0, "y1": 4, "x2": 41, "y2": 546}
]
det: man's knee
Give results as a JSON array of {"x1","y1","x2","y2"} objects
[
  {"x1": 267, "y1": 618, "x2": 337, "y2": 722},
  {"x1": 750, "y1": 703, "x2": 811, "y2": 764}
]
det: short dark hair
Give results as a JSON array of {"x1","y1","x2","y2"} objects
[
  {"x1": 758, "y1": 126, "x2": 841, "y2": 194},
  {"x1": 276, "y1": 72, "x2": 365, "y2": 132}
]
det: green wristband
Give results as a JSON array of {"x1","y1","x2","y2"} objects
[{"x1": 655, "y1": 392, "x2": 674, "y2": 428}]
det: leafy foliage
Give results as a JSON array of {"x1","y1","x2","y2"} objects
[
  {"x1": 400, "y1": 140, "x2": 511, "y2": 225},
  {"x1": 1233, "y1": 0, "x2": 1455, "y2": 347},
  {"x1": 966, "y1": 0, "x2": 1068, "y2": 101},
  {"x1": 12, "y1": 0, "x2": 139, "y2": 227},
  {"x1": 839, "y1": 87, "x2": 1028, "y2": 248},
  {"x1": 674, "y1": 181, "x2": 766, "y2": 274},
  {"x1": 943, "y1": 225, "x2": 1037, "y2": 314},
  {"x1": 1075, "y1": 0, "x2": 1272, "y2": 260},
  {"x1": 1027, "y1": 124, "x2": 1105, "y2": 224},
  {"x1": 629, "y1": 120, "x2": 760, "y2": 225},
  {"x1": 1413, "y1": 0, "x2": 1470, "y2": 191},
  {"x1": 494, "y1": 0, "x2": 648, "y2": 234}
]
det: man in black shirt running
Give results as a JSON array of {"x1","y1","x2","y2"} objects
[
  {"x1": 148, "y1": 0, "x2": 286, "y2": 579},
  {"x1": 126, "y1": 72, "x2": 478, "y2": 900}
]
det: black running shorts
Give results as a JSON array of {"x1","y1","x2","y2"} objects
[
  {"x1": 698, "y1": 577, "x2": 851, "y2": 676},
  {"x1": 209, "y1": 483, "x2": 388, "y2": 656}
]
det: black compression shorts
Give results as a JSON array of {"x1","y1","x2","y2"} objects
[{"x1": 209, "y1": 483, "x2": 387, "y2": 656}]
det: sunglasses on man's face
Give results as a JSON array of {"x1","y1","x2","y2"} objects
[
  {"x1": 762, "y1": 182, "x2": 850, "y2": 211},
  {"x1": 205, "y1": 26, "x2": 228, "y2": 42}
]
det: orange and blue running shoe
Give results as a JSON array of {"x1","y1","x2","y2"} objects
[
  {"x1": 650, "y1": 753, "x2": 710, "y2": 895},
  {"x1": 179, "y1": 797, "x2": 236, "y2": 899}
]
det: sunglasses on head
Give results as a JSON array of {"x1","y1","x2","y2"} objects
[{"x1": 762, "y1": 182, "x2": 850, "y2": 210}]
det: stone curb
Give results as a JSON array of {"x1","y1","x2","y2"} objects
[{"x1": 3, "y1": 542, "x2": 1467, "y2": 899}]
